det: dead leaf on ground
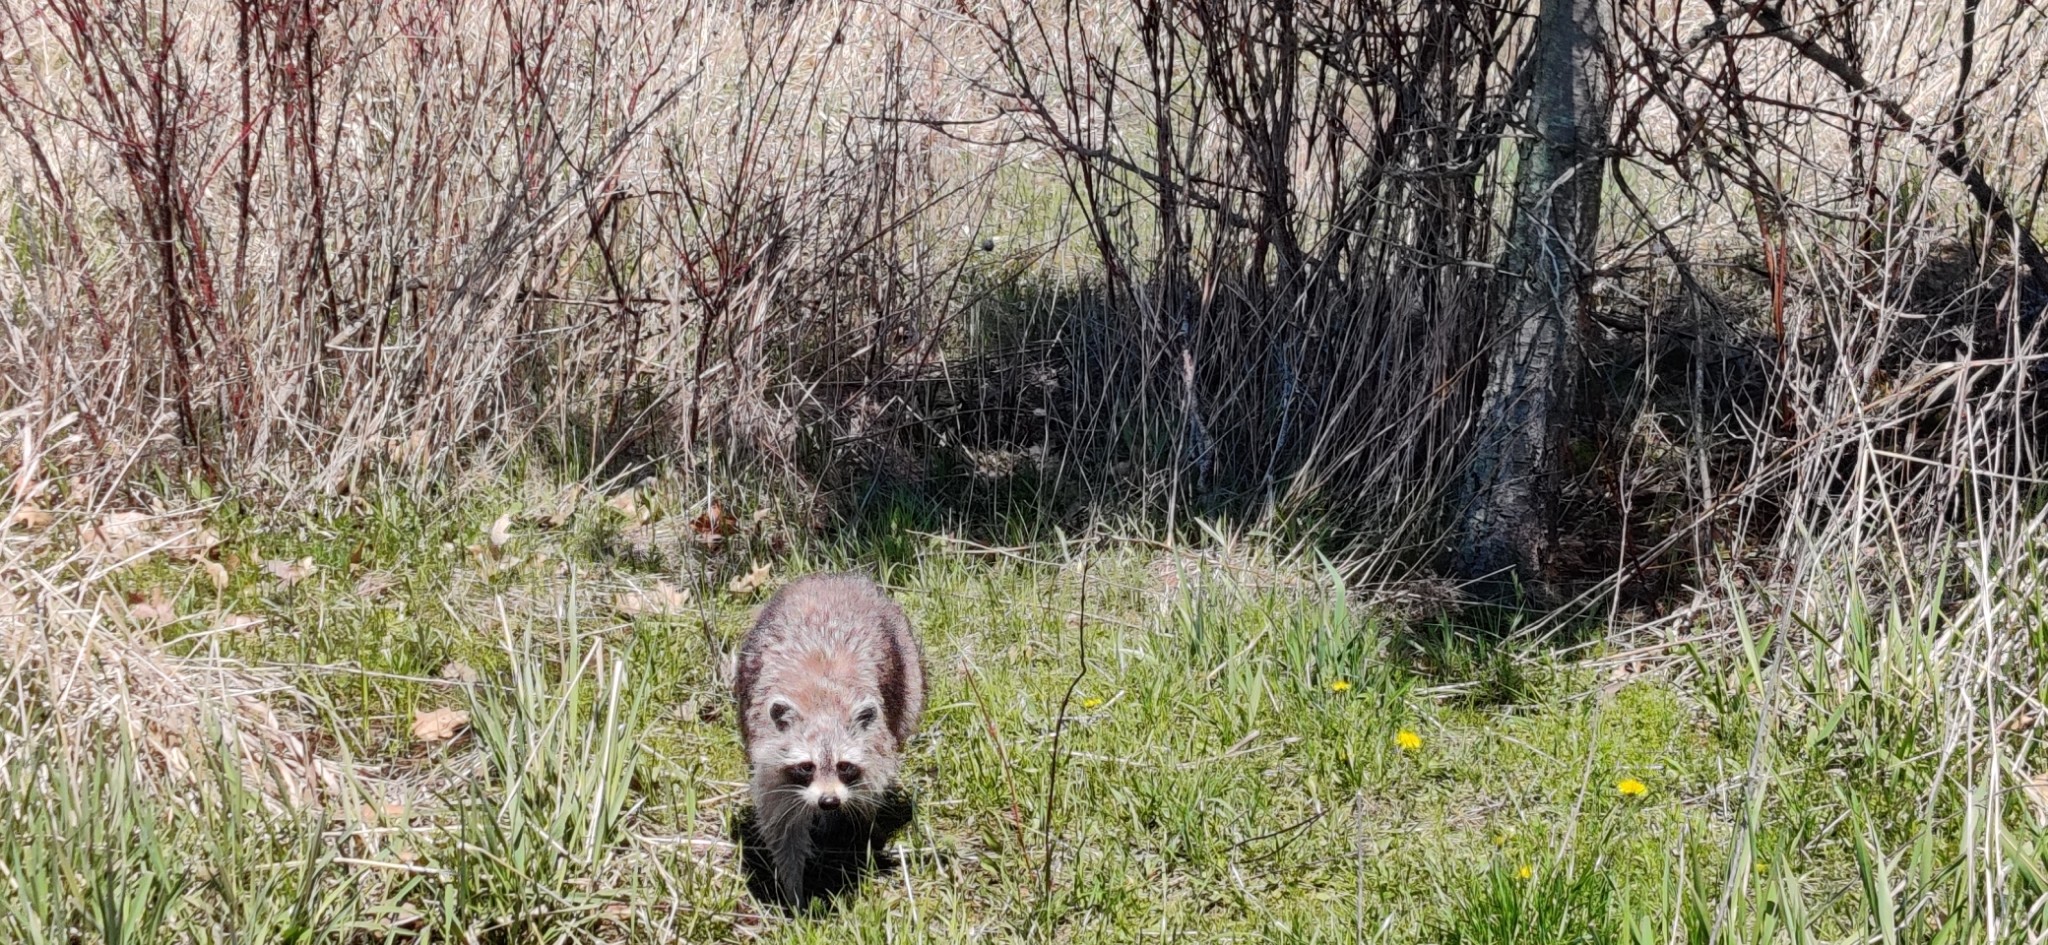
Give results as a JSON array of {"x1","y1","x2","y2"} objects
[
  {"x1": 263, "y1": 556, "x2": 318, "y2": 586},
  {"x1": 6, "y1": 507, "x2": 53, "y2": 531},
  {"x1": 201, "y1": 558, "x2": 229, "y2": 591},
  {"x1": 354, "y1": 570, "x2": 396, "y2": 598},
  {"x1": 543, "y1": 484, "x2": 584, "y2": 527},
  {"x1": 78, "y1": 511, "x2": 157, "y2": 560},
  {"x1": 692, "y1": 500, "x2": 737, "y2": 546},
  {"x1": 216, "y1": 613, "x2": 264, "y2": 633},
  {"x1": 487, "y1": 513, "x2": 514, "y2": 551},
  {"x1": 2026, "y1": 771, "x2": 2048, "y2": 824},
  {"x1": 726, "y1": 563, "x2": 772, "y2": 596},
  {"x1": 615, "y1": 581, "x2": 690, "y2": 617},
  {"x1": 410, "y1": 707, "x2": 471, "y2": 742},
  {"x1": 605, "y1": 489, "x2": 649, "y2": 524},
  {"x1": 167, "y1": 526, "x2": 220, "y2": 562},
  {"x1": 6, "y1": 461, "x2": 41, "y2": 502},
  {"x1": 467, "y1": 546, "x2": 521, "y2": 576},
  {"x1": 124, "y1": 588, "x2": 176, "y2": 630},
  {"x1": 357, "y1": 802, "x2": 411, "y2": 823},
  {"x1": 439, "y1": 661, "x2": 480, "y2": 684},
  {"x1": 385, "y1": 428, "x2": 430, "y2": 464}
]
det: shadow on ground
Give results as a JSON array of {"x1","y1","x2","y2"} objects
[{"x1": 731, "y1": 788, "x2": 918, "y2": 914}]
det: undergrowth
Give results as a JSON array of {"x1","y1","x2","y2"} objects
[{"x1": 6, "y1": 477, "x2": 2045, "y2": 943}]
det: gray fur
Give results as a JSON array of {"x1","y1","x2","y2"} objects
[{"x1": 733, "y1": 571, "x2": 924, "y2": 903}]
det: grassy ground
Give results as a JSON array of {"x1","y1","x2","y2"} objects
[{"x1": 3, "y1": 474, "x2": 2043, "y2": 944}]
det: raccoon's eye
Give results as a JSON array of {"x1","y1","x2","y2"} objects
[
  {"x1": 835, "y1": 761, "x2": 863, "y2": 784},
  {"x1": 785, "y1": 761, "x2": 816, "y2": 782},
  {"x1": 853, "y1": 705, "x2": 879, "y2": 730}
]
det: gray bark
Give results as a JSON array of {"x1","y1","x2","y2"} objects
[{"x1": 1453, "y1": 0, "x2": 1611, "y2": 599}]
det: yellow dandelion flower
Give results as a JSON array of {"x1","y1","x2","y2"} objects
[
  {"x1": 1516, "y1": 864, "x2": 1533, "y2": 880},
  {"x1": 1081, "y1": 697, "x2": 1104, "y2": 710},
  {"x1": 1395, "y1": 729, "x2": 1423, "y2": 751},
  {"x1": 1616, "y1": 777, "x2": 1648, "y2": 797},
  {"x1": 1329, "y1": 679, "x2": 1352, "y2": 693}
]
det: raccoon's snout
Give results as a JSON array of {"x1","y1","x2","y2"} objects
[{"x1": 782, "y1": 759, "x2": 856, "y2": 811}]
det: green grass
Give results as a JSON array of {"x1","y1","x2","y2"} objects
[{"x1": 5, "y1": 479, "x2": 2046, "y2": 943}]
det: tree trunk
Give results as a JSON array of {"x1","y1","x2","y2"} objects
[{"x1": 1452, "y1": 0, "x2": 1611, "y2": 601}]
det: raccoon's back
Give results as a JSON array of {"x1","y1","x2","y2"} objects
[{"x1": 734, "y1": 572, "x2": 925, "y2": 748}]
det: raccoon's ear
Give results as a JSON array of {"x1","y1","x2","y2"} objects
[
  {"x1": 769, "y1": 699, "x2": 798, "y2": 732},
  {"x1": 852, "y1": 701, "x2": 881, "y2": 730}
]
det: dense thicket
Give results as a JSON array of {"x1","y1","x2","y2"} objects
[{"x1": 4, "y1": 0, "x2": 2045, "y2": 601}]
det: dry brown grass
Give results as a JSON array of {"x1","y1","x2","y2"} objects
[
  {"x1": 0, "y1": 497, "x2": 356, "y2": 810},
  {"x1": 12, "y1": 7, "x2": 2048, "y2": 939},
  {"x1": 2, "y1": 0, "x2": 2046, "y2": 618},
  {"x1": 0, "y1": 0, "x2": 1024, "y2": 498}
]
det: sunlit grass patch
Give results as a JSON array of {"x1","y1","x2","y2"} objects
[{"x1": 7, "y1": 478, "x2": 2046, "y2": 942}]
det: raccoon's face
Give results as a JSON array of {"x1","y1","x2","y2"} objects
[{"x1": 756, "y1": 696, "x2": 897, "y2": 812}]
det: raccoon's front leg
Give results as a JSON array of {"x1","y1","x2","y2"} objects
[{"x1": 768, "y1": 808, "x2": 814, "y2": 904}]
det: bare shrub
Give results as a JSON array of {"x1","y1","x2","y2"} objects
[
  {"x1": 960, "y1": 1, "x2": 1524, "y2": 544},
  {"x1": 5, "y1": 0, "x2": 2048, "y2": 607},
  {"x1": 956, "y1": 0, "x2": 2048, "y2": 602},
  {"x1": 0, "y1": 0, "x2": 1008, "y2": 496},
  {"x1": 1601, "y1": 0, "x2": 2048, "y2": 601}
]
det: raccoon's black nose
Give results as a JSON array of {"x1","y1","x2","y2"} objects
[
  {"x1": 835, "y1": 761, "x2": 863, "y2": 784},
  {"x1": 817, "y1": 794, "x2": 842, "y2": 811},
  {"x1": 785, "y1": 761, "x2": 816, "y2": 783}
]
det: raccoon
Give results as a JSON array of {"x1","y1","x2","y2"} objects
[{"x1": 733, "y1": 571, "x2": 925, "y2": 906}]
